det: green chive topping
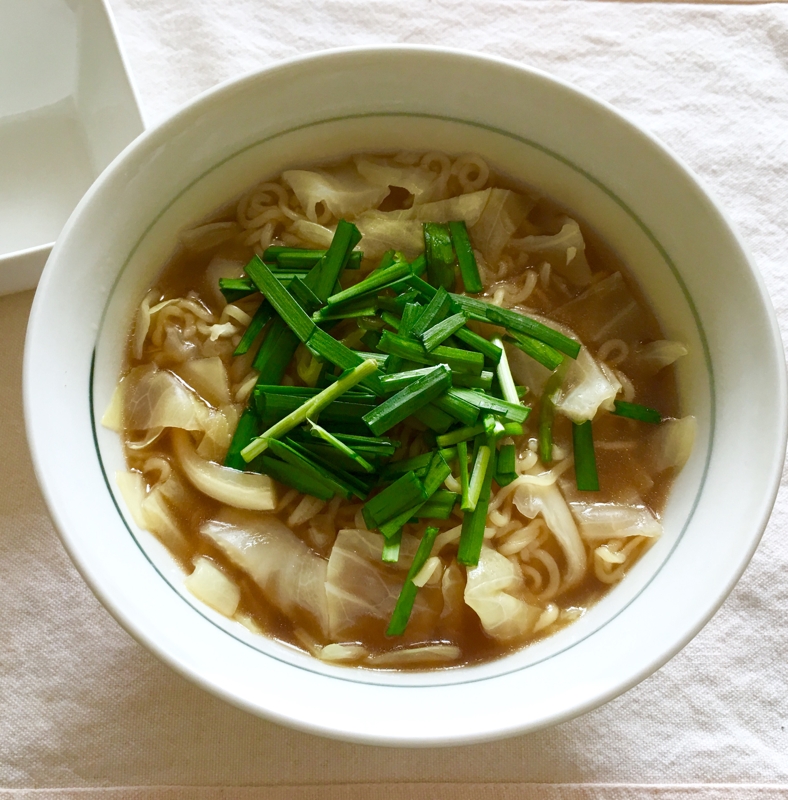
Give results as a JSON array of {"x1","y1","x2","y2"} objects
[
  {"x1": 448, "y1": 220, "x2": 483, "y2": 294},
  {"x1": 263, "y1": 246, "x2": 363, "y2": 271},
  {"x1": 215, "y1": 205, "x2": 629, "y2": 636},
  {"x1": 241, "y1": 359, "x2": 379, "y2": 461},
  {"x1": 494, "y1": 337, "x2": 519, "y2": 404},
  {"x1": 538, "y1": 371, "x2": 563, "y2": 464},
  {"x1": 248, "y1": 454, "x2": 335, "y2": 501},
  {"x1": 463, "y1": 443, "x2": 491, "y2": 512},
  {"x1": 362, "y1": 471, "x2": 427, "y2": 531},
  {"x1": 307, "y1": 420, "x2": 375, "y2": 473},
  {"x1": 224, "y1": 407, "x2": 260, "y2": 470},
  {"x1": 219, "y1": 277, "x2": 257, "y2": 303},
  {"x1": 234, "y1": 300, "x2": 273, "y2": 357},
  {"x1": 245, "y1": 256, "x2": 316, "y2": 343},
  {"x1": 416, "y1": 490, "x2": 459, "y2": 519},
  {"x1": 507, "y1": 331, "x2": 565, "y2": 371},
  {"x1": 453, "y1": 327, "x2": 502, "y2": 364},
  {"x1": 457, "y1": 439, "x2": 470, "y2": 509},
  {"x1": 386, "y1": 526, "x2": 440, "y2": 636},
  {"x1": 612, "y1": 400, "x2": 662, "y2": 424},
  {"x1": 252, "y1": 319, "x2": 299, "y2": 381},
  {"x1": 411, "y1": 286, "x2": 452, "y2": 337},
  {"x1": 457, "y1": 443, "x2": 497, "y2": 566},
  {"x1": 382, "y1": 529, "x2": 402, "y2": 563},
  {"x1": 423, "y1": 222, "x2": 456, "y2": 291},
  {"x1": 495, "y1": 443, "x2": 518, "y2": 487},
  {"x1": 362, "y1": 364, "x2": 452, "y2": 436},
  {"x1": 326, "y1": 259, "x2": 412, "y2": 307},
  {"x1": 572, "y1": 420, "x2": 600, "y2": 491},
  {"x1": 417, "y1": 312, "x2": 468, "y2": 352},
  {"x1": 304, "y1": 219, "x2": 362, "y2": 302}
]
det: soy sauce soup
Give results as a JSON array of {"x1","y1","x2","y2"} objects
[{"x1": 109, "y1": 152, "x2": 694, "y2": 670}]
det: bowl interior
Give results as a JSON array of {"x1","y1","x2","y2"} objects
[{"x1": 25, "y1": 47, "x2": 786, "y2": 744}]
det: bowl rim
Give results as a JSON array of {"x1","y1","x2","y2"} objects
[{"x1": 24, "y1": 44, "x2": 788, "y2": 745}]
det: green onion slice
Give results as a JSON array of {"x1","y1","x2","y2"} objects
[
  {"x1": 417, "y1": 312, "x2": 468, "y2": 352},
  {"x1": 307, "y1": 420, "x2": 375, "y2": 473},
  {"x1": 448, "y1": 220, "x2": 483, "y2": 294},
  {"x1": 507, "y1": 331, "x2": 565, "y2": 372},
  {"x1": 382, "y1": 530, "x2": 402, "y2": 563},
  {"x1": 457, "y1": 444, "x2": 497, "y2": 566},
  {"x1": 612, "y1": 400, "x2": 662, "y2": 424},
  {"x1": 362, "y1": 364, "x2": 452, "y2": 436},
  {"x1": 423, "y1": 223, "x2": 456, "y2": 291},
  {"x1": 495, "y1": 443, "x2": 518, "y2": 487},
  {"x1": 386, "y1": 526, "x2": 440, "y2": 637},
  {"x1": 572, "y1": 420, "x2": 600, "y2": 491},
  {"x1": 538, "y1": 370, "x2": 563, "y2": 464},
  {"x1": 234, "y1": 300, "x2": 273, "y2": 357},
  {"x1": 241, "y1": 359, "x2": 379, "y2": 461},
  {"x1": 462, "y1": 443, "x2": 491, "y2": 512}
]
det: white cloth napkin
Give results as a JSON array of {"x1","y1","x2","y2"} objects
[{"x1": 2, "y1": 0, "x2": 788, "y2": 796}]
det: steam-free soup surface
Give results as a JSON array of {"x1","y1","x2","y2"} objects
[{"x1": 111, "y1": 151, "x2": 694, "y2": 670}]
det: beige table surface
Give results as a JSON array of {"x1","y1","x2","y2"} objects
[{"x1": 2, "y1": 1, "x2": 788, "y2": 797}]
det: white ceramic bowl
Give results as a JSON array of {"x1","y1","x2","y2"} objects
[{"x1": 24, "y1": 46, "x2": 787, "y2": 746}]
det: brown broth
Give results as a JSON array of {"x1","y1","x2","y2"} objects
[{"x1": 119, "y1": 153, "x2": 684, "y2": 670}]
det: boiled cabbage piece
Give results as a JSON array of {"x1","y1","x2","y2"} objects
[
  {"x1": 177, "y1": 356, "x2": 231, "y2": 407},
  {"x1": 115, "y1": 469, "x2": 192, "y2": 559},
  {"x1": 557, "y1": 346, "x2": 622, "y2": 423},
  {"x1": 353, "y1": 155, "x2": 436, "y2": 201},
  {"x1": 124, "y1": 363, "x2": 209, "y2": 432},
  {"x1": 325, "y1": 528, "x2": 442, "y2": 641},
  {"x1": 366, "y1": 644, "x2": 461, "y2": 666},
  {"x1": 505, "y1": 338, "x2": 620, "y2": 423},
  {"x1": 569, "y1": 502, "x2": 662, "y2": 541},
  {"x1": 291, "y1": 219, "x2": 335, "y2": 248},
  {"x1": 354, "y1": 188, "x2": 491, "y2": 260},
  {"x1": 172, "y1": 429, "x2": 276, "y2": 511},
  {"x1": 201, "y1": 509, "x2": 330, "y2": 636},
  {"x1": 470, "y1": 188, "x2": 535, "y2": 264},
  {"x1": 464, "y1": 546, "x2": 542, "y2": 641},
  {"x1": 199, "y1": 518, "x2": 445, "y2": 646},
  {"x1": 352, "y1": 215, "x2": 423, "y2": 260},
  {"x1": 283, "y1": 167, "x2": 389, "y2": 221},
  {"x1": 122, "y1": 363, "x2": 240, "y2": 460},
  {"x1": 513, "y1": 219, "x2": 592, "y2": 286},
  {"x1": 513, "y1": 480, "x2": 587, "y2": 589},
  {"x1": 184, "y1": 557, "x2": 241, "y2": 617},
  {"x1": 651, "y1": 416, "x2": 696, "y2": 473},
  {"x1": 636, "y1": 340, "x2": 689, "y2": 375},
  {"x1": 552, "y1": 272, "x2": 652, "y2": 344},
  {"x1": 179, "y1": 221, "x2": 238, "y2": 252}
]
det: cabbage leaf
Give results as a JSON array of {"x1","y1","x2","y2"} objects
[
  {"x1": 464, "y1": 546, "x2": 541, "y2": 641},
  {"x1": 201, "y1": 509, "x2": 330, "y2": 636},
  {"x1": 569, "y1": 501, "x2": 662, "y2": 540},
  {"x1": 513, "y1": 480, "x2": 587, "y2": 588},
  {"x1": 283, "y1": 167, "x2": 389, "y2": 221}
]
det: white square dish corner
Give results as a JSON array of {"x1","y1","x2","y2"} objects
[{"x1": 0, "y1": 0, "x2": 144, "y2": 296}]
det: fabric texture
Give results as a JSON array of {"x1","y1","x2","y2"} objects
[{"x1": 2, "y1": 0, "x2": 788, "y2": 796}]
